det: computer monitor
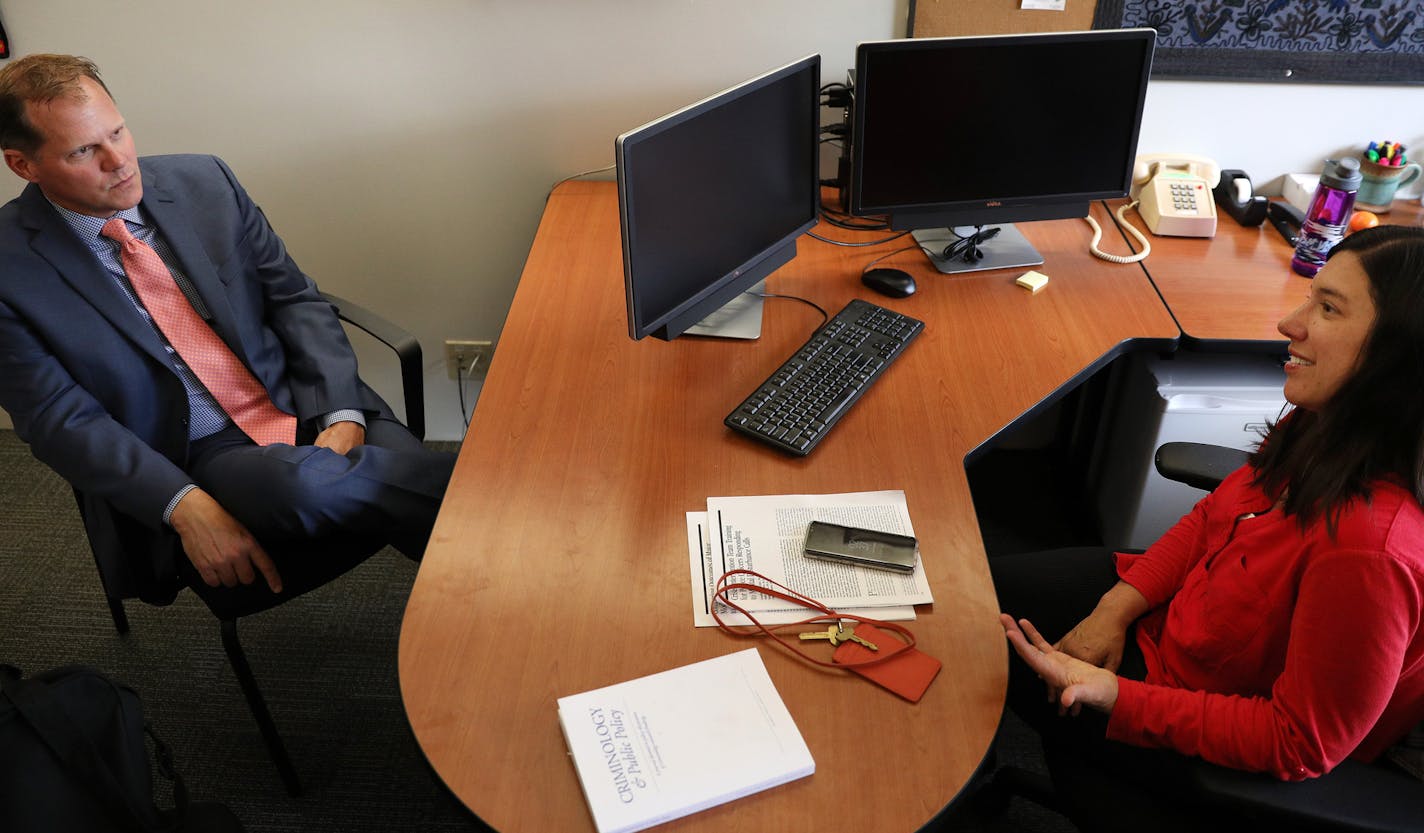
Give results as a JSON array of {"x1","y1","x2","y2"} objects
[
  {"x1": 617, "y1": 55, "x2": 820, "y2": 341},
  {"x1": 849, "y1": 29, "x2": 1155, "y2": 275}
]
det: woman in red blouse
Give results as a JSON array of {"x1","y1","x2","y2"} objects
[{"x1": 992, "y1": 225, "x2": 1424, "y2": 830}]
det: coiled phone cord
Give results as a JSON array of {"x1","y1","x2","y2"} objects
[{"x1": 1085, "y1": 200, "x2": 1152, "y2": 264}]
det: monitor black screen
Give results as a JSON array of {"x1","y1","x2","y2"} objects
[
  {"x1": 617, "y1": 55, "x2": 820, "y2": 341},
  {"x1": 850, "y1": 30, "x2": 1154, "y2": 242}
]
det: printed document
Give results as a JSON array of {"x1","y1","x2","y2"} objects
[{"x1": 687, "y1": 490, "x2": 932, "y2": 627}]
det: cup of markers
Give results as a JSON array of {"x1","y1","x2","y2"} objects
[{"x1": 1358, "y1": 140, "x2": 1422, "y2": 212}]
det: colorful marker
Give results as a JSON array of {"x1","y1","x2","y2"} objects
[{"x1": 1364, "y1": 140, "x2": 1408, "y2": 167}]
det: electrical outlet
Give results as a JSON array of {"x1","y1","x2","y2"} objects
[{"x1": 444, "y1": 339, "x2": 495, "y2": 381}]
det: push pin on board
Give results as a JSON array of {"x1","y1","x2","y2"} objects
[{"x1": 1015, "y1": 270, "x2": 1049, "y2": 294}]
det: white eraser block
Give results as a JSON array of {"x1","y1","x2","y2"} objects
[
  {"x1": 1283, "y1": 173, "x2": 1320, "y2": 214},
  {"x1": 1016, "y1": 270, "x2": 1049, "y2": 294}
]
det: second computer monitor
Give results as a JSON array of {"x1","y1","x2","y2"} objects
[
  {"x1": 850, "y1": 28, "x2": 1155, "y2": 274},
  {"x1": 617, "y1": 55, "x2": 821, "y2": 341}
]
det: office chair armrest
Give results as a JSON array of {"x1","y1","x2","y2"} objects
[
  {"x1": 1188, "y1": 758, "x2": 1424, "y2": 833},
  {"x1": 320, "y1": 291, "x2": 425, "y2": 441},
  {"x1": 1154, "y1": 442, "x2": 1250, "y2": 492}
]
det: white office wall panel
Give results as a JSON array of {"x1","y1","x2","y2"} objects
[{"x1": 0, "y1": 2, "x2": 1414, "y2": 436}]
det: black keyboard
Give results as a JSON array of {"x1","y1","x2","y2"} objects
[{"x1": 724, "y1": 299, "x2": 924, "y2": 455}]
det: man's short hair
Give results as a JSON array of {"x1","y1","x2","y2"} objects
[{"x1": 0, "y1": 54, "x2": 112, "y2": 156}]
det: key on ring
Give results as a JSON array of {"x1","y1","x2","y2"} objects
[
  {"x1": 797, "y1": 625, "x2": 845, "y2": 646},
  {"x1": 835, "y1": 623, "x2": 878, "y2": 652}
]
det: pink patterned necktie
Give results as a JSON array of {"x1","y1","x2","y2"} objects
[{"x1": 101, "y1": 218, "x2": 296, "y2": 446}]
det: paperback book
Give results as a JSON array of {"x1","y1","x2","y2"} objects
[{"x1": 557, "y1": 648, "x2": 813, "y2": 833}]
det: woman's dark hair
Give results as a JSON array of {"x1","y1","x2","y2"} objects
[{"x1": 1250, "y1": 225, "x2": 1424, "y2": 531}]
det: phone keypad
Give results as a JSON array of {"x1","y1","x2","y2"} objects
[{"x1": 1169, "y1": 181, "x2": 1204, "y2": 214}]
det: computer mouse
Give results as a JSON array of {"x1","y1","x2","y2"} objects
[{"x1": 861, "y1": 268, "x2": 917, "y2": 299}]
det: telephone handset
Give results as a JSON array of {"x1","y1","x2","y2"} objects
[{"x1": 1130, "y1": 154, "x2": 1220, "y2": 237}]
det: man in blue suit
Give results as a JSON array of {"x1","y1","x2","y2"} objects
[{"x1": 0, "y1": 54, "x2": 455, "y2": 603}]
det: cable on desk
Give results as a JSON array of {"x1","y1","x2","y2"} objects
[
  {"x1": 749, "y1": 291, "x2": 830, "y2": 326},
  {"x1": 818, "y1": 213, "x2": 890, "y2": 232},
  {"x1": 546, "y1": 164, "x2": 615, "y2": 201},
  {"x1": 860, "y1": 243, "x2": 928, "y2": 276},
  {"x1": 819, "y1": 201, "x2": 890, "y2": 231},
  {"x1": 807, "y1": 228, "x2": 910, "y2": 247}
]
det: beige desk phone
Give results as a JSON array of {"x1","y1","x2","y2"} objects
[{"x1": 1130, "y1": 154, "x2": 1220, "y2": 237}]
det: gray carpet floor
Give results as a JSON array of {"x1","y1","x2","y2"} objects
[
  {"x1": 0, "y1": 429, "x2": 487, "y2": 832},
  {"x1": 0, "y1": 428, "x2": 1074, "y2": 832}
]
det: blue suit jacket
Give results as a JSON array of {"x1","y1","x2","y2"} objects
[{"x1": 0, "y1": 154, "x2": 393, "y2": 602}]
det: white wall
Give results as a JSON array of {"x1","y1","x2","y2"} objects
[
  {"x1": 1138, "y1": 80, "x2": 1424, "y2": 199},
  {"x1": 1, "y1": 1, "x2": 1418, "y2": 439}
]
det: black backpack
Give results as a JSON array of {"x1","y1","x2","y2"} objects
[{"x1": 0, "y1": 664, "x2": 244, "y2": 833}]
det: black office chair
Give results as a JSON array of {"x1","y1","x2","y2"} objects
[
  {"x1": 75, "y1": 292, "x2": 424, "y2": 797},
  {"x1": 973, "y1": 441, "x2": 1424, "y2": 832}
]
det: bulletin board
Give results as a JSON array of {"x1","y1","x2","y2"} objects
[
  {"x1": 907, "y1": 0, "x2": 1100, "y2": 38},
  {"x1": 908, "y1": 0, "x2": 1424, "y2": 85}
]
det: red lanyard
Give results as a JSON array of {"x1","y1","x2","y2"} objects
[{"x1": 710, "y1": 569, "x2": 916, "y2": 669}]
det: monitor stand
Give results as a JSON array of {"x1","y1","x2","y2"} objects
[
  {"x1": 912, "y1": 224, "x2": 1044, "y2": 276},
  {"x1": 684, "y1": 280, "x2": 767, "y2": 339}
]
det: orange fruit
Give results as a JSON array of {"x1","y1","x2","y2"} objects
[{"x1": 1349, "y1": 210, "x2": 1380, "y2": 232}]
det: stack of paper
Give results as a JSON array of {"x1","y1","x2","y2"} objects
[
  {"x1": 557, "y1": 648, "x2": 814, "y2": 833},
  {"x1": 686, "y1": 490, "x2": 934, "y2": 627}
]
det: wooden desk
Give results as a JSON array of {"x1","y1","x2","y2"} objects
[
  {"x1": 399, "y1": 181, "x2": 1179, "y2": 833},
  {"x1": 1124, "y1": 198, "x2": 1424, "y2": 348}
]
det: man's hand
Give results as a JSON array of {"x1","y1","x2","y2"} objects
[
  {"x1": 1002, "y1": 613, "x2": 1119, "y2": 716},
  {"x1": 313, "y1": 420, "x2": 365, "y2": 455},
  {"x1": 170, "y1": 488, "x2": 282, "y2": 593}
]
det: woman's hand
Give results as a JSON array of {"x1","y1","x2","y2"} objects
[
  {"x1": 1055, "y1": 580, "x2": 1152, "y2": 671},
  {"x1": 1055, "y1": 609, "x2": 1130, "y2": 672},
  {"x1": 1002, "y1": 614, "x2": 1120, "y2": 716}
]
